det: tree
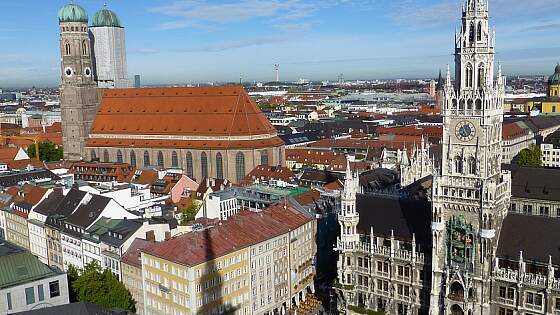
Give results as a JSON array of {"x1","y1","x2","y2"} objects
[
  {"x1": 70, "y1": 261, "x2": 136, "y2": 312},
  {"x1": 66, "y1": 264, "x2": 79, "y2": 303},
  {"x1": 180, "y1": 202, "x2": 201, "y2": 223},
  {"x1": 27, "y1": 141, "x2": 63, "y2": 161},
  {"x1": 514, "y1": 145, "x2": 543, "y2": 167}
]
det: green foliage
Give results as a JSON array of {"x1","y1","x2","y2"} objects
[
  {"x1": 27, "y1": 141, "x2": 63, "y2": 161},
  {"x1": 258, "y1": 102, "x2": 274, "y2": 111},
  {"x1": 180, "y1": 202, "x2": 201, "y2": 223},
  {"x1": 334, "y1": 282, "x2": 354, "y2": 290},
  {"x1": 514, "y1": 145, "x2": 542, "y2": 167},
  {"x1": 69, "y1": 261, "x2": 135, "y2": 312},
  {"x1": 66, "y1": 264, "x2": 79, "y2": 302},
  {"x1": 348, "y1": 305, "x2": 384, "y2": 315}
]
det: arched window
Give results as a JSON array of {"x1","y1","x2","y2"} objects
[
  {"x1": 260, "y1": 150, "x2": 269, "y2": 166},
  {"x1": 91, "y1": 150, "x2": 97, "y2": 161},
  {"x1": 157, "y1": 151, "x2": 164, "y2": 168},
  {"x1": 216, "y1": 153, "x2": 224, "y2": 180},
  {"x1": 478, "y1": 64, "x2": 485, "y2": 87},
  {"x1": 452, "y1": 99, "x2": 458, "y2": 109},
  {"x1": 455, "y1": 156, "x2": 464, "y2": 174},
  {"x1": 469, "y1": 22, "x2": 475, "y2": 42},
  {"x1": 467, "y1": 99, "x2": 473, "y2": 110},
  {"x1": 201, "y1": 152, "x2": 208, "y2": 179},
  {"x1": 465, "y1": 64, "x2": 473, "y2": 88},
  {"x1": 103, "y1": 149, "x2": 109, "y2": 162},
  {"x1": 475, "y1": 99, "x2": 482, "y2": 110},
  {"x1": 468, "y1": 157, "x2": 477, "y2": 175},
  {"x1": 130, "y1": 151, "x2": 136, "y2": 166},
  {"x1": 116, "y1": 150, "x2": 123, "y2": 163},
  {"x1": 235, "y1": 152, "x2": 245, "y2": 182},
  {"x1": 186, "y1": 152, "x2": 193, "y2": 178},
  {"x1": 171, "y1": 151, "x2": 178, "y2": 168},
  {"x1": 65, "y1": 42, "x2": 71, "y2": 55},
  {"x1": 477, "y1": 22, "x2": 482, "y2": 41},
  {"x1": 82, "y1": 40, "x2": 88, "y2": 55},
  {"x1": 143, "y1": 151, "x2": 150, "y2": 167},
  {"x1": 459, "y1": 100, "x2": 465, "y2": 110}
]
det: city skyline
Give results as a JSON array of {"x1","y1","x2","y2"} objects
[{"x1": 0, "y1": 0, "x2": 559, "y2": 87}]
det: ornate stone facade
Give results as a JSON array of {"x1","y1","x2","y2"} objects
[{"x1": 429, "y1": 0, "x2": 511, "y2": 313}]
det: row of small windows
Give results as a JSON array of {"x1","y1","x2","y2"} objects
[
  {"x1": 61, "y1": 26, "x2": 87, "y2": 32},
  {"x1": 63, "y1": 41, "x2": 88, "y2": 56},
  {"x1": 93, "y1": 149, "x2": 269, "y2": 181},
  {"x1": 449, "y1": 98, "x2": 483, "y2": 110}
]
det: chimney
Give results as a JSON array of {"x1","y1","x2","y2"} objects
[{"x1": 145, "y1": 230, "x2": 155, "y2": 242}]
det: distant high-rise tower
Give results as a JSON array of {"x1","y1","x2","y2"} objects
[
  {"x1": 89, "y1": 6, "x2": 129, "y2": 88},
  {"x1": 134, "y1": 74, "x2": 141, "y2": 88},
  {"x1": 58, "y1": 3, "x2": 100, "y2": 160}
]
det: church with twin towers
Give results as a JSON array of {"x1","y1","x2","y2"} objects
[{"x1": 337, "y1": 0, "x2": 560, "y2": 314}]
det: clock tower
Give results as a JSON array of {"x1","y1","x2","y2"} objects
[
  {"x1": 429, "y1": 0, "x2": 511, "y2": 314},
  {"x1": 58, "y1": 3, "x2": 100, "y2": 160}
]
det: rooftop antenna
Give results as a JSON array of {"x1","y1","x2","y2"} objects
[{"x1": 274, "y1": 64, "x2": 279, "y2": 82}]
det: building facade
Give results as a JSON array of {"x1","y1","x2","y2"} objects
[
  {"x1": 430, "y1": 0, "x2": 511, "y2": 311},
  {"x1": 541, "y1": 129, "x2": 560, "y2": 167},
  {"x1": 85, "y1": 86, "x2": 285, "y2": 183},
  {"x1": 336, "y1": 1, "x2": 525, "y2": 314},
  {"x1": 140, "y1": 204, "x2": 316, "y2": 315},
  {"x1": 58, "y1": 3, "x2": 101, "y2": 160},
  {"x1": 0, "y1": 242, "x2": 69, "y2": 314}
]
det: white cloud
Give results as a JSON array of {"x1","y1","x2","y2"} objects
[
  {"x1": 392, "y1": 0, "x2": 560, "y2": 28},
  {"x1": 149, "y1": 0, "x2": 374, "y2": 30}
]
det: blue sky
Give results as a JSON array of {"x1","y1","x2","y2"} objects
[{"x1": 0, "y1": 0, "x2": 559, "y2": 87}]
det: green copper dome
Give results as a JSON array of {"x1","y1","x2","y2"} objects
[
  {"x1": 92, "y1": 8, "x2": 121, "y2": 27},
  {"x1": 58, "y1": 3, "x2": 88, "y2": 23},
  {"x1": 549, "y1": 63, "x2": 560, "y2": 85}
]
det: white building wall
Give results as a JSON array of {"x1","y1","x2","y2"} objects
[
  {"x1": 541, "y1": 143, "x2": 560, "y2": 167},
  {"x1": 27, "y1": 220, "x2": 48, "y2": 264},
  {"x1": 0, "y1": 273, "x2": 69, "y2": 314}
]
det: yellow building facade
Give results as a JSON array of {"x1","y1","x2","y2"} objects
[
  {"x1": 140, "y1": 204, "x2": 316, "y2": 315},
  {"x1": 525, "y1": 63, "x2": 560, "y2": 114},
  {"x1": 142, "y1": 248, "x2": 250, "y2": 315}
]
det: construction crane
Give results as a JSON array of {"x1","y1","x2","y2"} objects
[{"x1": 0, "y1": 135, "x2": 40, "y2": 161}]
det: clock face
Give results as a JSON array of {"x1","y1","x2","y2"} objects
[{"x1": 455, "y1": 121, "x2": 476, "y2": 141}]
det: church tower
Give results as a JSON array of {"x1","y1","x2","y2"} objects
[
  {"x1": 429, "y1": 0, "x2": 511, "y2": 314},
  {"x1": 58, "y1": 3, "x2": 100, "y2": 160}
]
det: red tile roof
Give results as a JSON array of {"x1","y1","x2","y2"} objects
[
  {"x1": 502, "y1": 122, "x2": 531, "y2": 140},
  {"x1": 309, "y1": 138, "x2": 416, "y2": 151},
  {"x1": 286, "y1": 148, "x2": 346, "y2": 166},
  {"x1": 87, "y1": 86, "x2": 283, "y2": 150},
  {"x1": 377, "y1": 125, "x2": 443, "y2": 138},
  {"x1": 87, "y1": 137, "x2": 284, "y2": 150},
  {"x1": 69, "y1": 162, "x2": 136, "y2": 182},
  {"x1": 121, "y1": 238, "x2": 155, "y2": 268},
  {"x1": 244, "y1": 165, "x2": 295, "y2": 182},
  {"x1": 293, "y1": 189, "x2": 320, "y2": 206},
  {"x1": 142, "y1": 204, "x2": 312, "y2": 267}
]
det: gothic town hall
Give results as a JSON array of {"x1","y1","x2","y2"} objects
[{"x1": 336, "y1": 1, "x2": 560, "y2": 314}]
